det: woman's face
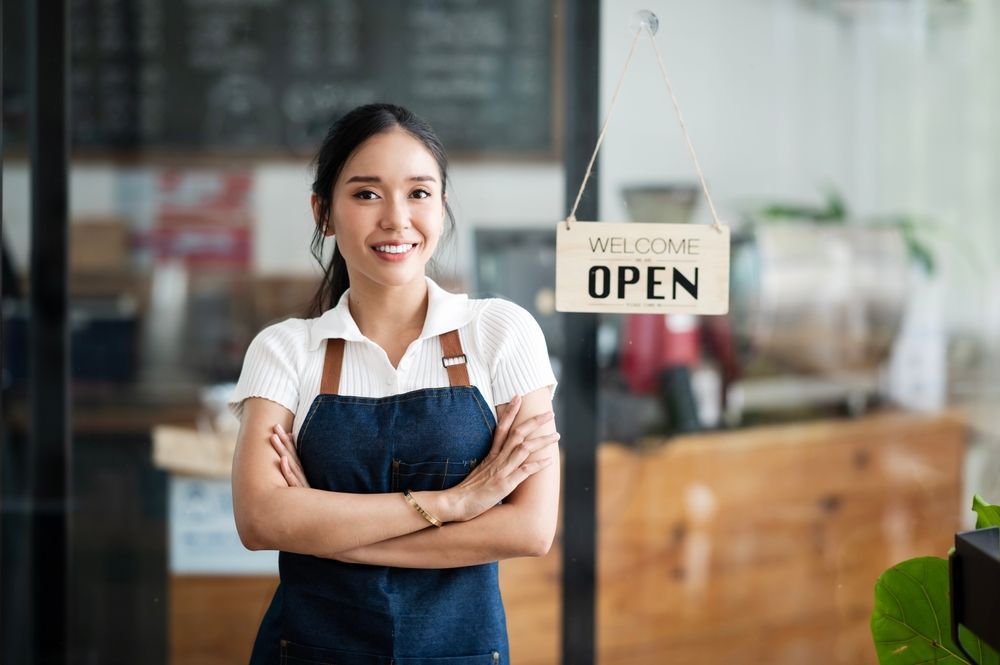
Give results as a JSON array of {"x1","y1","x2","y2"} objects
[{"x1": 318, "y1": 128, "x2": 446, "y2": 293}]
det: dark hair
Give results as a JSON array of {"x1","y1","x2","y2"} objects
[{"x1": 305, "y1": 103, "x2": 456, "y2": 318}]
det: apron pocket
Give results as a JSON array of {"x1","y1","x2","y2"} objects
[
  {"x1": 393, "y1": 650, "x2": 501, "y2": 665},
  {"x1": 391, "y1": 458, "x2": 479, "y2": 492},
  {"x1": 280, "y1": 639, "x2": 385, "y2": 665},
  {"x1": 279, "y1": 641, "x2": 501, "y2": 665}
]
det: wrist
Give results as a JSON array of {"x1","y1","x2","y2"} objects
[
  {"x1": 404, "y1": 490, "x2": 452, "y2": 524},
  {"x1": 414, "y1": 489, "x2": 458, "y2": 524}
]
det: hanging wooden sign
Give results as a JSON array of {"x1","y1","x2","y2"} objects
[{"x1": 555, "y1": 221, "x2": 730, "y2": 315}]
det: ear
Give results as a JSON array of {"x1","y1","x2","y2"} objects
[{"x1": 311, "y1": 193, "x2": 335, "y2": 237}]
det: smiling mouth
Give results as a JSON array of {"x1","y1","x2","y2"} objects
[{"x1": 372, "y1": 243, "x2": 417, "y2": 255}]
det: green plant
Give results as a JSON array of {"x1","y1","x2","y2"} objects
[
  {"x1": 752, "y1": 187, "x2": 937, "y2": 275},
  {"x1": 870, "y1": 495, "x2": 1000, "y2": 664}
]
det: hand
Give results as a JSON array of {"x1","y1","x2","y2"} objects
[
  {"x1": 443, "y1": 394, "x2": 559, "y2": 523},
  {"x1": 269, "y1": 424, "x2": 310, "y2": 489}
]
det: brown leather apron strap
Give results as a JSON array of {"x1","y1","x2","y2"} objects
[
  {"x1": 440, "y1": 330, "x2": 470, "y2": 387},
  {"x1": 319, "y1": 338, "x2": 345, "y2": 395}
]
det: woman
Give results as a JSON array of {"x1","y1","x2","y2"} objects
[{"x1": 229, "y1": 103, "x2": 560, "y2": 664}]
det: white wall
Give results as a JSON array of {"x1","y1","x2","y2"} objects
[{"x1": 598, "y1": 0, "x2": 1000, "y2": 344}]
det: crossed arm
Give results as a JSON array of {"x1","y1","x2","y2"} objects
[{"x1": 231, "y1": 387, "x2": 560, "y2": 568}]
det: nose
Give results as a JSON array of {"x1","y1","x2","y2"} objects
[{"x1": 380, "y1": 196, "x2": 411, "y2": 231}]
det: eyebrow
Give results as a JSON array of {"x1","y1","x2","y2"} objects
[{"x1": 344, "y1": 175, "x2": 438, "y2": 184}]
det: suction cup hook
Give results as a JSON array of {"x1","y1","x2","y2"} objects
[{"x1": 629, "y1": 9, "x2": 659, "y2": 36}]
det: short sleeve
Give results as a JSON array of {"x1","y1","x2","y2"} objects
[
  {"x1": 228, "y1": 319, "x2": 306, "y2": 422},
  {"x1": 480, "y1": 300, "x2": 558, "y2": 405}
]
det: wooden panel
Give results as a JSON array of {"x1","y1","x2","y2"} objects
[
  {"x1": 501, "y1": 547, "x2": 562, "y2": 665},
  {"x1": 596, "y1": 410, "x2": 965, "y2": 665},
  {"x1": 169, "y1": 576, "x2": 278, "y2": 665}
]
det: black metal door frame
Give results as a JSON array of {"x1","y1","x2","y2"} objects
[
  {"x1": 561, "y1": 2, "x2": 600, "y2": 664},
  {"x1": 27, "y1": 0, "x2": 72, "y2": 661}
]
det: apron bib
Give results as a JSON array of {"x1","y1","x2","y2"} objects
[{"x1": 249, "y1": 330, "x2": 508, "y2": 665}]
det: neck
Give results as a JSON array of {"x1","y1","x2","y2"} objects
[{"x1": 346, "y1": 275, "x2": 429, "y2": 340}]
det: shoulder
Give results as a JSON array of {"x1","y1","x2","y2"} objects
[
  {"x1": 242, "y1": 317, "x2": 314, "y2": 370},
  {"x1": 248, "y1": 317, "x2": 311, "y2": 351},
  {"x1": 230, "y1": 318, "x2": 312, "y2": 419},
  {"x1": 466, "y1": 297, "x2": 557, "y2": 401},
  {"x1": 466, "y1": 297, "x2": 549, "y2": 368},
  {"x1": 468, "y1": 297, "x2": 543, "y2": 337}
]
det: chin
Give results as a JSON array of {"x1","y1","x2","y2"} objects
[{"x1": 362, "y1": 266, "x2": 428, "y2": 289}]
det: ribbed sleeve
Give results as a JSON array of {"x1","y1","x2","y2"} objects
[
  {"x1": 478, "y1": 299, "x2": 558, "y2": 406},
  {"x1": 228, "y1": 319, "x2": 306, "y2": 422}
]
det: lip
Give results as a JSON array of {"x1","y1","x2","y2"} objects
[{"x1": 371, "y1": 242, "x2": 419, "y2": 262}]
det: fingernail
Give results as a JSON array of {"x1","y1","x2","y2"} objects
[{"x1": 276, "y1": 423, "x2": 286, "y2": 435}]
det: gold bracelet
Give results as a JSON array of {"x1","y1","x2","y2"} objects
[{"x1": 403, "y1": 490, "x2": 443, "y2": 527}]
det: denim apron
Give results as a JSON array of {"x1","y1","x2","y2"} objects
[{"x1": 248, "y1": 330, "x2": 508, "y2": 665}]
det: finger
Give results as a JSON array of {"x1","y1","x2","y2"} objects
[
  {"x1": 490, "y1": 395, "x2": 522, "y2": 454},
  {"x1": 272, "y1": 426, "x2": 305, "y2": 469},
  {"x1": 500, "y1": 432, "x2": 560, "y2": 471},
  {"x1": 280, "y1": 456, "x2": 301, "y2": 487},
  {"x1": 271, "y1": 434, "x2": 308, "y2": 487},
  {"x1": 291, "y1": 459, "x2": 305, "y2": 487},
  {"x1": 270, "y1": 433, "x2": 290, "y2": 458},
  {"x1": 510, "y1": 456, "x2": 556, "y2": 485},
  {"x1": 280, "y1": 446, "x2": 308, "y2": 485},
  {"x1": 512, "y1": 410, "x2": 555, "y2": 439},
  {"x1": 496, "y1": 395, "x2": 522, "y2": 440},
  {"x1": 291, "y1": 460, "x2": 309, "y2": 487},
  {"x1": 275, "y1": 423, "x2": 297, "y2": 450},
  {"x1": 275, "y1": 429, "x2": 302, "y2": 464},
  {"x1": 503, "y1": 411, "x2": 555, "y2": 452}
]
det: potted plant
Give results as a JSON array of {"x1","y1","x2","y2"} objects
[{"x1": 871, "y1": 495, "x2": 1000, "y2": 664}]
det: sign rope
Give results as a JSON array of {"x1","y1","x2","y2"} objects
[{"x1": 565, "y1": 17, "x2": 725, "y2": 234}]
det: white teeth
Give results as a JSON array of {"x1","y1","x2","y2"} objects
[{"x1": 374, "y1": 244, "x2": 414, "y2": 254}]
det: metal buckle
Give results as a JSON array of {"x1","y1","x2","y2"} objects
[{"x1": 442, "y1": 354, "x2": 467, "y2": 368}]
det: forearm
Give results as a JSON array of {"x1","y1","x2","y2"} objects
[
  {"x1": 238, "y1": 486, "x2": 450, "y2": 558},
  {"x1": 333, "y1": 502, "x2": 546, "y2": 568}
]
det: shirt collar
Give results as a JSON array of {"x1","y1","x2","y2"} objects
[{"x1": 306, "y1": 276, "x2": 474, "y2": 351}]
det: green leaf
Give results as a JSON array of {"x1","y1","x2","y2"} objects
[
  {"x1": 756, "y1": 187, "x2": 848, "y2": 224},
  {"x1": 972, "y1": 495, "x2": 1000, "y2": 529},
  {"x1": 823, "y1": 186, "x2": 848, "y2": 220},
  {"x1": 871, "y1": 556, "x2": 1000, "y2": 664}
]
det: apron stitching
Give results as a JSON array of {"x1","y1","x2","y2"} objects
[
  {"x1": 468, "y1": 390, "x2": 496, "y2": 434},
  {"x1": 297, "y1": 395, "x2": 326, "y2": 444},
  {"x1": 334, "y1": 391, "x2": 454, "y2": 406}
]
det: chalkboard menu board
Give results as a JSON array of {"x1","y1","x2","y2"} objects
[{"x1": 3, "y1": 0, "x2": 557, "y2": 157}]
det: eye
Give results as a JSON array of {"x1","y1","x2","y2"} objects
[
  {"x1": 353, "y1": 190, "x2": 380, "y2": 201},
  {"x1": 410, "y1": 189, "x2": 431, "y2": 199}
]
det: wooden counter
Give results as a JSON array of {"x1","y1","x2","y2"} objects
[
  {"x1": 169, "y1": 410, "x2": 965, "y2": 665},
  {"x1": 510, "y1": 409, "x2": 966, "y2": 665}
]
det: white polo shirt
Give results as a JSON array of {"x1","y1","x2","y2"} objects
[{"x1": 228, "y1": 276, "x2": 558, "y2": 437}]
